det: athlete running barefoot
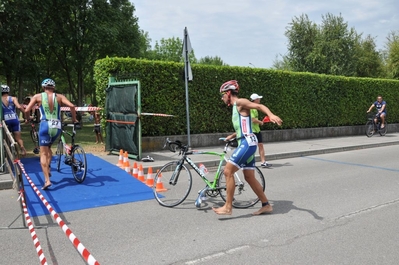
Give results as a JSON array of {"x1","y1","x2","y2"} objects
[
  {"x1": 24, "y1": 78, "x2": 78, "y2": 190},
  {"x1": 212, "y1": 80, "x2": 282, "y2": 216}
]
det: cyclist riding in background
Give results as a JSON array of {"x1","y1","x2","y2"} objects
[
  {"x1": 24, "y1": 78, "x2": 78, "y2": 190},
  {"x1": 1, "y1": 84, "x2": 28, "y2": 156},
  {"x1": 367, "y1": 95, "x2": 387, "y2": 129}
]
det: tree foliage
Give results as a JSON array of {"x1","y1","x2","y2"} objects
[
  {"x1": 0, "y1": 0, "x2": 144, "y2": 104},
  {"x1": 198, "y1": 56, "x2": 227, "y2": 66},
  {"x1": 144, "y1": 37, "x2": 228, "y2": 66},
  {"x1": 277, "y1": 13, "x2": 386, "y2": 78},
  {"x1": 146, "y1": 37, "x2": 197, "y2": 63},
  {"x1": 385, "y1": 31, "x2": 399, "y2": 79}
]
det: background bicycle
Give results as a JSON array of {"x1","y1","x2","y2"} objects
[
  {"x1": 28, "y1": 118, "x2": 39, "y2": 154},
  {"x1": 365, "y1": 112, "x2": 387, "y2": 137},
  {"x1": 55, "y1": 123, "x2": 87, "y2": 183},
  {"x1": 153, "y1": 138, "x2": 265, "y2": 209}
]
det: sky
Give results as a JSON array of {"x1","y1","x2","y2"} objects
[{"x1": 133, "y1": 0, "x2": 398, "y2": 69}]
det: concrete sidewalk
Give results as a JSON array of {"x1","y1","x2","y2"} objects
[
  {"x1": 96, "y1": 132, "x2": 399, "y2": 171},
  {"x1": 2, "y1": 133, "x2": 399, "y2": 190}
]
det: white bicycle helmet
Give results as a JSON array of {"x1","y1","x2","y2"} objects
[
  {"x1": 41, "y1": 78, "x2": 55, "y2": 87},
  {"x1": 220, "y1": 80, "x2": 239, "y2": 93},
  {"x1": 1, "y1": 85, "x2": 10, "y2": 93}
]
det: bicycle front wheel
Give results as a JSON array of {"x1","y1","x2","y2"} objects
[
  {"x1": 218, "y1": 167, "x2": 265, "y2": 208},
  {"x1": 56, "y1": 140, "x2": 63, "y2": 172},
  {"x1": 365, "y1": 120, "x2": 374, "y2": 137},
  {"x1": 153, "y1": 161, "x2": 192, "y2": 207},
  {"x1": 379, "y1": 121, "x2": 387, "y2": 136},
  {"x1": 71, "y1": 145, "x2": 87, "y2": 183}
]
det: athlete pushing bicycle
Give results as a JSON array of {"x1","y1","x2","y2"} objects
[
  {"x1": 24, "y1": 78, "x2": 78, "y2": 190},
  {"x1": 214, "y1": 80, "x2": 283, "y2": 216}
]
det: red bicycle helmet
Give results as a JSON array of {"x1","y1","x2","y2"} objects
[{"x1": 220, "y1": 80, "x2": 239, "y2": 93}]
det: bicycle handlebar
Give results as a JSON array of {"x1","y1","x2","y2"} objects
[
  {"x1": 163, "y1": 138, "x2": 187, "y2": 154},
  {"x1": 163, "y1": 137, "x2": 238, "y2": 155},
  {"x1": 62, "y1": 122, "x2": 81, "y2": 130}
]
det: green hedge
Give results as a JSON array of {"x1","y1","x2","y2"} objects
[{"x1": 94, "y1": 57, "x2": 399, "y2": 136}]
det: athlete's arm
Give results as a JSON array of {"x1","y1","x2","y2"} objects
[
  {"x1": 238, "y1": 98, "x2": 282, "y2": 125},
  {"x1": 380, "y1": 102, "x2": 386, "y2": 113},
  {"x1": 367, "y1": 103, "x2": 375, "y2": 113},
  {"x1": 226, "y1": 132, "x2": 237, "y2": 141},
  {"x1": 24, "y1": 94, "x2": 40, "y2": 114},
  {"x1": 59, "y1": 95, "x2": 78, "y2": 123},
  {"x1": 13, "y1": 97, "x2": 29, "y2": 121}
]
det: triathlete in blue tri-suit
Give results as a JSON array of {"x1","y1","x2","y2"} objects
[
  {"x1": 213, "y1": 80, "x2": 283, "y2": 216},
  {"x1": 1, "y1": 84, "x2": 28, "y2": 156},
  {"x1": 24, "y1": 78, "x2": 78, "y2": 190}
]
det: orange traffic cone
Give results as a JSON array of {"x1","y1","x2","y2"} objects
[
  {"x1": 138, "y1": 164, "x2": 145, "y2": 182},
  {"x1": 119, "y1": 151, "x2": 128, "y2": 168},
  {"x1": 155, "y1": 170, "x2": 167, "y2": 192},
  {"x1": 124, "y1": 160, "x2": 130, "y2": 174},
  {"x1": 132, "y1": 162, "x2": 138, "y2": 179},
  {"x1": 116, "y1": 149, "x2": 124, "y2": 167},
  {"x1": 145, "y1": 167, "x2": 154, "y2": 187}
]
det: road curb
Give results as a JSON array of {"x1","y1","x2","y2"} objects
[{"x1": 2, "y1": 140, "x2": 399, "y2": 190}]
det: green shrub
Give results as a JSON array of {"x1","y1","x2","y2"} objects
[{"x1": 94, "y1": 57, "x2": 399, "y2": 136}]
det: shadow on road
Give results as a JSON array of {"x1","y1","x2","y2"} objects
[{"x1": 271, "y1": 200, "x2": 323, "y2": 220}]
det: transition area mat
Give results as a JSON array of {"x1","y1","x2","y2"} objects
[{"x1": 20, "y1": 154, "x2": 154, "y2": 217}]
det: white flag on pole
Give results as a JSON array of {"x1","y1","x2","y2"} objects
[{"x1": 182, "y1": 27, "x2": 193, "y2": 81}]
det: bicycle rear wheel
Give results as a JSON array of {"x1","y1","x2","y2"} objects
[
  {"x1": 218, "y1": 167, "x2": 265, "y2": 208},
  {"x1": 56, "y1": 140, "x2": 63, "y2": 172},
  {"x1": 379, "y1": 121, "x2": 387, "y2": 136},
  {"x1": 153, "y1": 161, "x2": 192, "y2": 207},
  {"x1": 71, "y1": 145, "x2": 87, "y2": 183},
  {"x1": 365, "y1": 120, "x2": 374, "y2": 137},
  {"x1": 30, "y1": 129, "x2": 38, "y2": 144}
]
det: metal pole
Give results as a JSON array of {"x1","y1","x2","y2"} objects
[{"x1": 184, "y1": 27, "x2": 191, "y2": 147}]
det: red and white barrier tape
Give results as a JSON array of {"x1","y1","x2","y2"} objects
[
  {"x1": 140, "y1": 112, "x2": 175, "y2": 117},
  {"x1": 23, "y1": 105, "x2": 102, "y2": 112},
  {"x1": 20, "y1": 189, "x2": 48, "y2": 265},
  {"x1": 60, "y1": 106, "x2": 101, "y2": 112},
  {"x1": 17, "y1": 160, "x2": 100, "y2": 265}
]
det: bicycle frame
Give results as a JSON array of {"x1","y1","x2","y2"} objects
[
  {"x1": 174, "y1": 150, "x2": 226, "y2": 190},
  {"x1": 59, "y1": 125, "x2": 77, "y2": 154},
  {"x1": 366, "y1": 112, "x2": 387, "y2": 137},
  {"x1": 56, "y1": 123, "x2": 87, "y2": 183},
  {"x1": 154, "y1": 138, "x2": 265, "y2": 208},
  {"x1": 166, "y1": 138, "x2": 239, "y2": 194}
]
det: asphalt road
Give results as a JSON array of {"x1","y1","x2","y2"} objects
[{"x1": 1, "y1": 145, "x2": 399, "y2": 265}]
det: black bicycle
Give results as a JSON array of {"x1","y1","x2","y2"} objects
[
  {"x1": 55, "y1": 123, "x2": 87, "y2": 183},
  {"x1": 365, "y1": 112, "x2": 387, "y2": 137},
  {"x1": 28, "y1": 118, "x2": 40, "y2": 154}
]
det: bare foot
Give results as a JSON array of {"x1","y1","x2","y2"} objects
[
  {"x1": 212, "y1": 206, "x2": 232, "y2": 215},
  {"x1": 252, "y1": 204, "x2": 273, "y2": 215},
  {"x1": 42, "y1": 182, "x2": 52, "y2": 190}
]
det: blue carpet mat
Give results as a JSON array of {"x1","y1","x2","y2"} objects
[{"x1": 20, "y1": 154, "x2": 154, "y2": 217}]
